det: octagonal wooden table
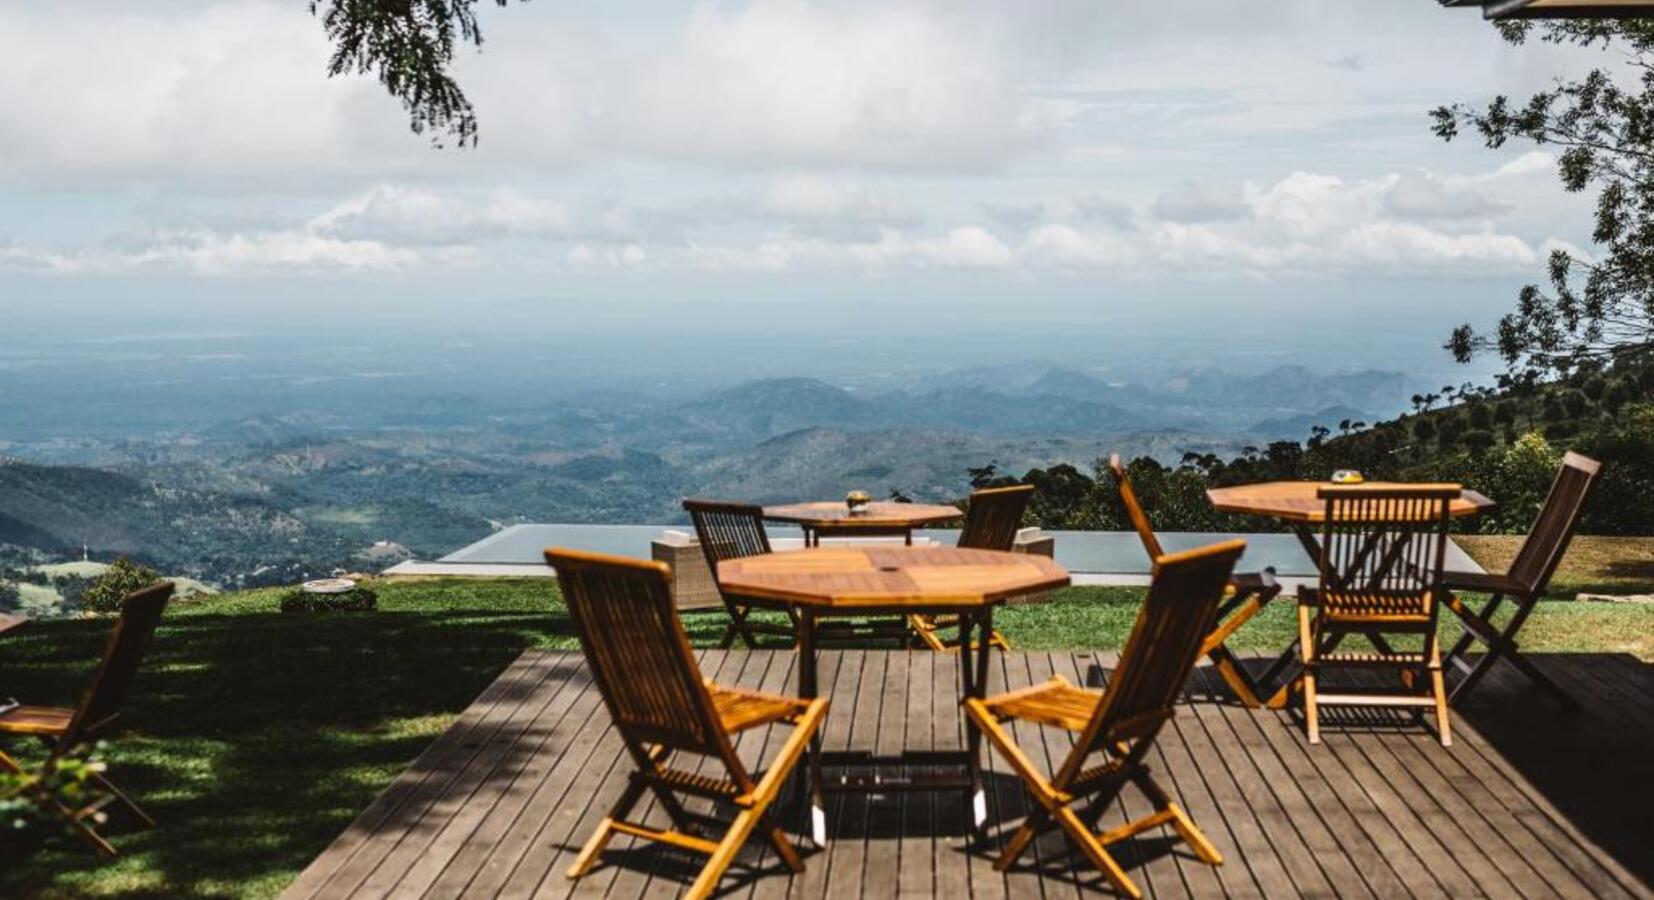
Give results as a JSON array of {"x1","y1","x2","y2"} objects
[
  {"x1": 762, "y1": 500, "x2": 963, "y2": 546},
  {"x1": 719, "y1": 545, "x2": 1070, "y2": 832}
]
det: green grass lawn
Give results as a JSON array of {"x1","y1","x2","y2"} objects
[{"x1": 2, "y1": 577, "x2": 1650, "y2": 898}]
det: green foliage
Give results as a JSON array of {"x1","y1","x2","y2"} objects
[
  {"x1": 1433, "y1": 20, "x2": 1654, "y2": 375},
  {"x1": 311, "y1": 0, "x2": 525, "y2": 147},
  {"x1": 1, "y1": 751, "x2": 107, "y2": 864},
  {"x1": 77, "y1": 558, "x2": 162, "y2": 616},
  {"x1": 0, "y1": 580, "x2": 17, "y2": 609},
  {"x1": 279, "y1": 585, "x2": 379, "y2": 613}
]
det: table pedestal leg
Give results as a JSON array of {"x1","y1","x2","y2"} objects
[
  {"x1": 960, "y1": 608, "x2": 994, "y2": 829},
  {"x1": 797, "y1": 608, "x2": 827, "y2": 845}
]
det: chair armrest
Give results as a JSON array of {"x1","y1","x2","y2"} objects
[{"x1": 1441, "y1": 570, "x2": 1525, "y2": 595}]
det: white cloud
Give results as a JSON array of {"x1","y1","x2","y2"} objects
[
  {"x1": 601, "y1": 2, "x2": 1036, "y2": 169},
  {"x1": 751, "y1": 175, "x2": 918, "y2": 227},
  {"x1": 0, "y1": 0, "x2": 1038, "y2": 181},
  {"x1": 311, "y1": 185, "x2": 587, "y2": 243},
  {"x1": 1383, "y1": 171, "x2": 1512, "y2": 220},
  {"x1": 1152, "y1": 181, "x2": 1250, "y2": 223},
  {"x1": 566, "y1": 242, "x2": 647, "y2": 268}
]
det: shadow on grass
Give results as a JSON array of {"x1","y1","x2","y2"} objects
[{"x1": 0, "y1": 605, "x2": 574, "y2": 898}]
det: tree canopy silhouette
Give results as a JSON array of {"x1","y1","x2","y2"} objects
[
  {"x1": 1433, "y1": 19, "x2": 1654, "y2": 377},
  {"x1": 311, "y1": 0, "x2": 525, "y2": 148}
]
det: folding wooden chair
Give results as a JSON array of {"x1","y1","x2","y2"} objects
[
  {"x1": 1443, "y1": 451, "x2": 1601, "y2": 706},
  {"x1": 965, "y1": 539, "x2": 1244, "y2": 899},
  {"x1": 547, "y1": 548, "x2": 828, "y2": 899},
  {"x1": 1299, "y1": 485, "x2": 1458, "y2": 745},
  {"x1": 0, "y1": 581, "x2": 174, "y2": 856},
  {"x1": 909, "y1": 484, "x2": 1032, "y2": 652},
  {"x1": 683, "y1": 499, "x2": 798, "y2": 648},
  {"x1": 1108, "y1": 456, "x2": 1283, "y2": 706}
]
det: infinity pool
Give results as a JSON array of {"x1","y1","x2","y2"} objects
[{"x1": 439, "y1": 523, "x2": 1481, "y2": 577}]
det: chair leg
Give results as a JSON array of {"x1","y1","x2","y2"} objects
[
  {"x1": 91, "y1": 772, "x2": 156, "y2": 829},
  {"x1": 759, "y1": 810, "x2": 806, "y2": 874},
  {"x1": 909, "y1": 614, "x2": 949, "y2": 652},
  {"x1": 567, "y1": 774, "x2": 651, "y2": 879},
  {"x1": 993, "y1": 808, "x2": 1046, "y2": 870},
  {"x1": 1055, "y1": 805, "x2": 1142, "y2": 900},
  {"x1": 1130, "y1": 769, "x2": 1222, "y2": 865},
  {"x1": 1206, "y1": 644, "x2": 1263, "y2": 707},
  {"x1": 685, "y1": 803, "x2": 768, "y2": 900},
  {"x1": 1298, "y1": 605, "x2": 1320, "y2": 745},
  {"x1": 1430, "y1": 661, "x2": 1452, "y2": 747}
]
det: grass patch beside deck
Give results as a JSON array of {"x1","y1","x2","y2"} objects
[{"x1": 1, "y1": 574, "x2": 1649, "y2": 898}]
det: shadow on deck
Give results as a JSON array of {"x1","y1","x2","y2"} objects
[{"x1": 283, "y1": 650, "x2": 1653, "y2": 899}]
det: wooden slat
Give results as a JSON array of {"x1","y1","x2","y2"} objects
[{"x1": 281, "y1": 649, "x2": 1654, "y2": 900}]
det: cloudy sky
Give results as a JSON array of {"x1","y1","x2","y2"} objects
[{"x1": 0, "y1": 0, "x2": 1617, "y2": 374}]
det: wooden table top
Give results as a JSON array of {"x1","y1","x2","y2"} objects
[
  {"x1": 0, "y1": 613, "x2": 25, "y2": 637},
  {"x1": 718, "y1": 546, "x2": 1070, "y2": 611},
  {"x1": 1207, "y1": 480, "x2": 1495, "y2": 523},
  {"x1": 762, "y1": 500, "x2": 964, "y2": 530}
]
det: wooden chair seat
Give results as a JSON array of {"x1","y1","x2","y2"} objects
[
  {"x1": 708, "y1": 684, "x2": 812, "y2": 734},
  {"x1": 980, "y1": 676, "x2": 1103, "y2": 731},
  {"x1": 1441, "y1": 569, "x2": 1525, "y2": 595},
  {"x1": 1301, "y1": 587, "x2": 1434, "y2": 622},
  {"x1": 0, "y1": 705, "x2": 75, "y2": 736}
]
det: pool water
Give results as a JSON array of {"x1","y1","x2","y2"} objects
[{"x1": 441, "y1": 524, "x2": 1482, "y2": 577}]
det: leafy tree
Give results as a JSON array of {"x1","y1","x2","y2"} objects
[
  {"x1": 1433, "y1": 20, "x2": 1654, "y2": 375},
  {"x1": 78, "y1": 558, "x2": 163, "y2": 616},
  {"x1": 0, "y1": 580, "x2": 17, "y2": 610},
  {"x1": 311, "y1": 0, "x2": 526, "y2": 147}
]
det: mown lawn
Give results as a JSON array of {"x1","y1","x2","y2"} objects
[{"x1": 1, "y1": 574, "x2": 1650, "y2": 898}]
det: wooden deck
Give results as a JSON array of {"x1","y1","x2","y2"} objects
[{"x1": 284, "y1": 650, "x2": 1654, "y2": 899}]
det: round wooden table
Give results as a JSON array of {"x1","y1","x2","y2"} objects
[
  {"x1": 1208, "y1": 480, "x2": 1493, "y2": 560},
  {"x1": 762, "y1": 500, "x2": 963, "y2": 546},
  {"x1": 719, "y1": 546, "x2": 1070, "y2": 831}
]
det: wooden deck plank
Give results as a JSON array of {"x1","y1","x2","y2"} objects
[
  {"x1": 1210, "y1": 660, "x2": 1404, "y2": 900},
  {"x1": 307, "y1": 652, "x2": 567, "y2": 900},
  {"x1": 1125, "y1": 656, "x2": 1246, "y2": 899},
  {"x1": 896, "y1": 649, "x2": 935, "y2": 897},
  {"x1": 285, "y1": 652, "x2": 552, "y2": 900},
  {"x1": 1449, "y1": 657, "x2": 1649, "y2": 900},
  {"x1": 1168, "y1": 661, "x2": 1302, "y2": 899},
  {"x1": 283, "y1": 649, "x2": 1654, "y2": 900}
]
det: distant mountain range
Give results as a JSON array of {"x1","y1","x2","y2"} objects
[{"x1": 0, "y1": 363, "x2": 1427, "y2": 586}]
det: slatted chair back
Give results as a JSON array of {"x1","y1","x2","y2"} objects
[
  {"x1": 684, "y1": 499, "x2": 773, "y2": 569},
  {"x1": 1316, "y1": 485, "x2": 1458, "y2": 617},
  {"x1": 549, "y1": 548, "x2": 737, "y2": 760},
  {"x1": 1506, "y1": 451, "x2": 1601, "y2": 596},
  {"x1": 1107, "y1": 454, "x2": 1165, "y2": 561},
  {"x1": 1061, "y1": 540, "x2": 1244, "y2": 784},
  {"x1": 957, "y1": 484, "x2": 1035, "y2": 551},
  {"x1": 61, "y1": 581, "x2": 174, "y2": 749}
]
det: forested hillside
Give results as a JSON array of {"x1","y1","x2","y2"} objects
[{"x1": 1002, "y1": 356, "x2": 1654, "y2": 537}]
